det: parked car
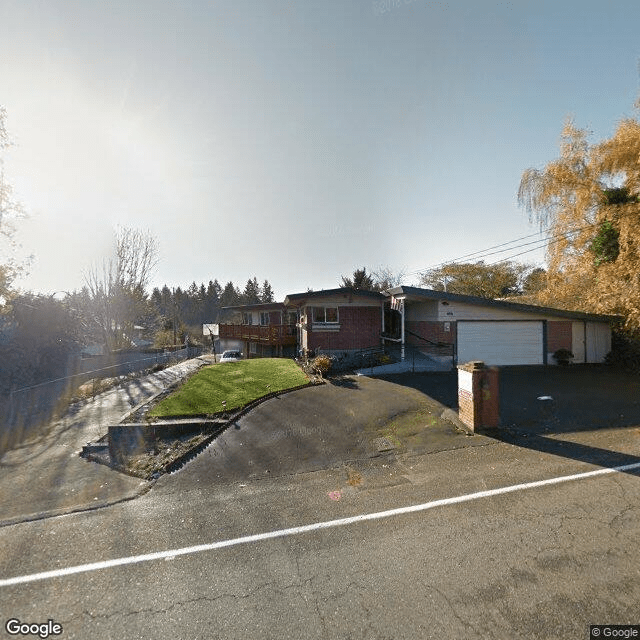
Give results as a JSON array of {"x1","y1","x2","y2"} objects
[{"x1": 219, "y1": 350, "x2": 242, "y2": 362}]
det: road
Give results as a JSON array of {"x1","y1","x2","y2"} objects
[
  {"x1": 2, "y1": 366, "x2": 640, "y2": 639},
  {"x1": 1, "y1": 419, "x2": 640, "y2": 638}
]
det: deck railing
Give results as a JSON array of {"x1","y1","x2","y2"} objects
[{"x1": 218, "y1": 323, "x2": 297, "y2": 345}]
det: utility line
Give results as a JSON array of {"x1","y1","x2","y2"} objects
[{"x1": 407, "y1": 221, "x2": 600, "y2": 277}]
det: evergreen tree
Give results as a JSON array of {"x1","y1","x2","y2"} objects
[
  {"x1": 261, "y1": 279, "x2": 274, "y2": 303},
  {"x1": 220, "y1": 281, "x2": 240, "y2": 308},
  {"x1": 242, "y1": 277, "x2": 261, "y2": 304},
  {"x1": 340, "y1": 267, "x2": 375, "y2": 290}
]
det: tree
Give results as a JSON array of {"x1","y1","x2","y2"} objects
[
  {"x1": 522, "y1": 267, "x2": 547, "y2": 295},
  {"x1": 340, "y1": 267, "x2": 375, "y2": 290},
  {"x1": 204, "y1": 279, "x2": 222, "y2": 320},
  {"x1": 84, "y1": 227, "x2": 158, "y2": 350},
  {"x1": 371, "y1": 266, "x2": 407, "y2": 292},
  {"x1": 419, "y1": 261, "x2": 528, "y2": 298},
  {"x1": 518, "y1": 112, "x2": 640, "y2": 330},
  {"x1": 0, "y1": 106, "x2": 27, "y2": 305},
  {"x1": 219, "y1": 281, "x2": 240, "y2": 308},
  {"x1": 241, "y1": 277, "x2": 261, "y2": 304},
  {"x1": 0, "y1": 293, "x2": 83, "y2": 393},
  {"x1": 261, "y1": 279, "x2": 274, "y2": 303}
]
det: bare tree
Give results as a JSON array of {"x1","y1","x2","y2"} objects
[
  {"x1": 0, "y1": 106, "x2": 27, "y2": 304},
  {"x1": 84, "y1": 227, "x2": 158, "y2": 350},
  {"x1": 371, "y1": 266, "x2": 407, "y2": 292}
]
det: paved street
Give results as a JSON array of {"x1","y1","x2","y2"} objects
[{"x1": 1, "y1": 365, "x2": 640, "y2": 639}]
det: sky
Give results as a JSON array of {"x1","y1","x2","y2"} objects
[{"x1": 2, "y1": 0, "x2": 640, "y2": 301}]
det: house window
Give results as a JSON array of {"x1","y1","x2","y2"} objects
[
  {"x1": 260, "y1": 312, "x2": 270, "y2": 326},
  {"x1": 242, "y1": 312, "x2": 253, "y2": 325},
  {"x1": 288, "y1": 312, "x2": 297, "y2": 325},
  {"x1": 249, "y1": 342, "x2": 257, "y2": 354},
  {"x1": 312, "y1": 306, "x2": 339, "y2": 324}
]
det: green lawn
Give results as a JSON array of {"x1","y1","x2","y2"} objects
[{"x1": 150, "y1": 358, "x2": 310, "y2": 417}]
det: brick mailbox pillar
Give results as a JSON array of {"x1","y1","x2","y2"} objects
[{"x1": 457, "y1": 361, "x2": 499, "y2": 432}]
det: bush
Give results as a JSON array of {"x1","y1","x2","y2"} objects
[
  {"x1": 553, "y1": 348, "x2": 574, "y2": 365},
  {"x1": 311, "y1": 355, "x2": 333, "y2": 376},
  {"x1": 605, "y1": 331, "x2": 640, "y2": 372}
]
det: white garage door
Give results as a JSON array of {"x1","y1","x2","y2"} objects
[{"x1": 457, "y1": 321, "x2": 544, "y2": 366}]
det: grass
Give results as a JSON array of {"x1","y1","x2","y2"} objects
[
  {"x1": 368, "y1": 403, "x2": 443, "y2": 450},
  {"x1": 150, "y1": 358, "x2": 310, "y2": 418}
]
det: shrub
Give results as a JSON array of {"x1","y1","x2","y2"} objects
[
  {"x1": 553, "y1": 348, "x2": 573, "y2": 365},
  {"x1": 605, "y1": 331, "x2": 640, "y2": 372},
  {"x1": 311, "y1": 355, "x2": 333, "y2": 376}
]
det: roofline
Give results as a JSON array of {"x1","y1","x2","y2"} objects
[
  {"x1": 221, "y1": 302, "x2": 286, "y2": 312},
  {"x1": 284, "y1": 287, "x2": 386, "y2": 306},
  {"x1": 388, "y1": 286, "x2": 623, "y2": 323}
]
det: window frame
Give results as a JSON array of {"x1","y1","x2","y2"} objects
[{"x1": 311, "y1": 306, "x2": 339, "y2": 324}]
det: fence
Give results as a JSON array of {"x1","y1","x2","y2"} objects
[{"x1": 0, "y1": 345, "x2": 203, "y2": 456}]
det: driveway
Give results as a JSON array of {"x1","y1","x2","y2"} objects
[
  {"x1": 163, "y1": 364, "x2": 640, "y2": 491},
  {"x1": 159, "y1": 374, "x2": 482, "y2": 490}
]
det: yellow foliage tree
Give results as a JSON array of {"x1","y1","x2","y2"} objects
[{"x1": 518, "y1": 114, "x2": 640, "y2": 332}]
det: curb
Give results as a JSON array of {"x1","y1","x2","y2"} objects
[{"x1": 0, "y1": 480, "x2": 153, "y2": 529}]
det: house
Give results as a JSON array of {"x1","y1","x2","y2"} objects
[
  {"x1": 386, "y1": 286, "x2": 620, "y2": 367},
  {"x1": 284, "y1": 288, "x2": 387, "y2": 363},
  {"x1": 216, "y1": 302, "x2": 297, "y2": 358},
  {"x1": 209, "y1": 285, "x2": 620, "y2": 369}
]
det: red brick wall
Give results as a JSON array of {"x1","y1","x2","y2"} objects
[
  {"x1": 547, "y1": 321, "x2": 572, "y2": 352},
  {"x1": 307, "y1": 306, "x2": 381, "y2": 351},
  {"x1": 405, "y1": 321, "x2": 455, "y2": 346}
]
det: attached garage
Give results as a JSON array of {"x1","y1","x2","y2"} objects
[
  {"x1": 387, "y1": 286, "x2": 621, "y2": 368},
  {"x1": 457, "y1": 321, "x2": 544, "y2": 366}
]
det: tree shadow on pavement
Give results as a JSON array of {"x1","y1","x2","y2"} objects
[
  {"x1": 376, "y1": 372, "x2": 458, "y2": 409},
  {"x1": 493, "y1": 428, "x2": 640, "y2": 478},
  {"x1": 328, "y1": 376, "x2": 360, "y2": 389},
  {"x1": 495, "y1": 366, "x2": 640, "y2": 478},
  {"x1": 377, "y1": 366, "x2": 640, "y2": 478}
]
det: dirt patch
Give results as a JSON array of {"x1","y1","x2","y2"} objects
[{"x1": 124, "y1": 433, "x2": 212, "y2": 478}]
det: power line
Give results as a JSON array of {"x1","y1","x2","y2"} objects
[
  {"x1": 485, "y1": 225, "x2": 591, "y2": 266},
  {"x1": 408, "y1": 221, "x2": 600, "y2": 277}
]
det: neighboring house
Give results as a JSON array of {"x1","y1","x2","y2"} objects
[
  {"x1": 217, "y1": 302, "x2": 297, "y2": 358},
  {"x1": 387, "y1": 286, "x2": 621, "y2": 367},
  {"x1": 283, "y1": 288, "x2": 386, "y2": 361}
]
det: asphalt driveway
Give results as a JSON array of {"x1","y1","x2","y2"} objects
[
  {"x1": 160, "y1": 374, "x2": 481, "y2": 489},
  {"x1": 379, "y1": 365, "x2": 640, "y2": 432}
]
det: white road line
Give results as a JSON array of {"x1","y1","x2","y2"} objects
[{"x1": 2, "y1": 461, "x2": 640, "y2": 588}]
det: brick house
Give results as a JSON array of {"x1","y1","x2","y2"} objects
[
  {"x1": 283, "y1": 288, "x2": 386, "y2": 359},
  {"x1": 210, "y1": 285, "x2": 619, "y2": 368}
]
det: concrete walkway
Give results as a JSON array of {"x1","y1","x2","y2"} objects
[{"x1": 0, "y1": 356, "x2": 212, "y2": 527}]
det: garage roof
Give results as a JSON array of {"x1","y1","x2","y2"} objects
[{"x1": 388, "y1": 286, "x2": 623, "y2": 323}]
